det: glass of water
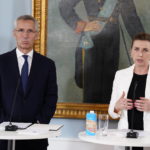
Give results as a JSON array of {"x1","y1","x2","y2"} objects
[{"x1": 97, "y1": 114, "x2": 109, "y2": 136}]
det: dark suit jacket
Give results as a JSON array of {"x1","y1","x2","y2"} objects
[{"x1": 0, "y1": 49, "x2": 58, "y2": 150}]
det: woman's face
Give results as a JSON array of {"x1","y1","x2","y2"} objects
[{"x1": 131, "y1": 40, "x2": 150, "y2": 68}]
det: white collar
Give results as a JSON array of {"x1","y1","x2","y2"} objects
[
  {"x1": 130, "y1": 62, "x2": 150, "y2": 75},
  {"x1": 16, "y1": 48, "x2": 33, "y2": 58}
]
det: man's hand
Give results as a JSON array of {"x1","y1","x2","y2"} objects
[
  {"x1": 84, "y1": 21, "x2": 101, "y2": 32},
  {"x1": 75, "y1": 21, "x2": 87, "y2": 33},
  {"x1": 75, "y1": 20, "x2": 101, "y2": 33}
]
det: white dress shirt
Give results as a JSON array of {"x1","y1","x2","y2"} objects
[{"x1": 16, "y1": 48, "x2": 33, "y2": 75}]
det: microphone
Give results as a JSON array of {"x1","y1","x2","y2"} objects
[
  {"x1": 126, "y1": 81, "x2": 139, "y2": 138},
  {"x1": 5, "y1": 77, "x2": 21, "y2": 131}
]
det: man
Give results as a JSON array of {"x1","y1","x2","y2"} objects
[
  {"x1": 0, "y1": 15, "x2": 58, "y2": 150},
  {"x1": 59, "y1": 0, "x2": 144, "y2": 103}
]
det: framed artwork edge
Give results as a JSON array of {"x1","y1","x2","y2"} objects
[{"x1": 32, "y1": 0, "x2": 109, "y2": 119}]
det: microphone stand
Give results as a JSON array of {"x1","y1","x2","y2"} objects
[
  {"x1": 5, "y1": 78, "x2": 21, "y2": 131},
  {"x1": 126, "y1": 82, "x2": 138, "y2": 138}
]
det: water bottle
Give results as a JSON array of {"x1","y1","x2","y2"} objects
[{"x1": 86, "y1": 110, "x2": 97, "y2": 136}]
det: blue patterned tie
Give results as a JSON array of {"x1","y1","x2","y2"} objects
[{"x1": 21, "y1": 55, "x2": 28, "y2": 93}]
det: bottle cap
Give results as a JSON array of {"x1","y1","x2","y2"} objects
[{"x1": 90, "y1": 110, "x2": 94, "y2": 113}]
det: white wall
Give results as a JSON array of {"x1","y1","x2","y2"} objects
[{"x1": 0, "y1": 0, "x2": 31, "y2": 54}]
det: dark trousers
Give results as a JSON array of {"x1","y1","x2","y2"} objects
[{"x1": 0, "y1": 139, "x2": 48, "y2": 150}]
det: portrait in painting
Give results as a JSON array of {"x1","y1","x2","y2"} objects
[{"x1": 47, "y1": 0, "x2": 150, "y2": 104}]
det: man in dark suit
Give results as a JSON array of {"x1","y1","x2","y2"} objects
[
  {"x1": 59, "y1": 0, "x2": 144, "y2": 103},
  {"x1": 0, "y1": 15, "x2": 58, "y2": 150}
]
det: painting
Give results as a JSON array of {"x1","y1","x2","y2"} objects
[{"x1": 32, "y1": 0, "x2": 150, "y2": 118}]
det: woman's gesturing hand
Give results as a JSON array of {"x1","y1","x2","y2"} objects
[{"x1": 115, "y1": 92, "x2": 133, "y2": 113}]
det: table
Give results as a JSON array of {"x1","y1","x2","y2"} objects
[
  {"x1": 0, "y1": 123, "x2": 61, "y2": 150},
  {"x1": 79, "y1": 129, "x2": 150, "y2": 148}
]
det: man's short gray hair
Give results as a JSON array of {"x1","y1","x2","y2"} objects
[{"x1": 14, "y1": 15, "x2": 39, "y2": 31}]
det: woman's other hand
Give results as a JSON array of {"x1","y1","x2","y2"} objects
[{"x1": 134, "y1": 97, "x2": 150, "y2": 112}]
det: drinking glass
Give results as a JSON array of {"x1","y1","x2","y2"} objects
[{"x1": 97, "y1": 114, "x2": 109, "y2": 136}]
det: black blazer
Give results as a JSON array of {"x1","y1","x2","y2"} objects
[{"x1": 0, "y1": 49, "x2": 58, "y2": 150}]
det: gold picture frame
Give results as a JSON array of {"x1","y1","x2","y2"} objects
[{"x1": 32, "y1": 0, "x2": 108, "y2": 119}]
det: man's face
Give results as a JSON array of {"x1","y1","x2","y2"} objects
[
  {"x1": 13, "y1": 19, "x2": 38, "y2": 53},
  {"x1": 131, "y1": 40, "x2": 150, "y2": 68}
]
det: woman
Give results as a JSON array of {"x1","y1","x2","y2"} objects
[{"x1": 109, "y1": 32, "x2": 150, "y2": 150}]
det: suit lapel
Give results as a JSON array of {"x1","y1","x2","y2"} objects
[
  {"x1": 145, "y1": 63, "x2": 150, "y2": 98},
  {"x1": 8, "y1": 50, "x2": 24, "y2": 96},
  {"x1": 9, "y1": 50, "x2": 20, "y2": 79}
]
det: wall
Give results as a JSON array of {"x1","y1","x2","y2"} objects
[{"x1": 0, "y1": 0, "x2": 31, "y2": 54}]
